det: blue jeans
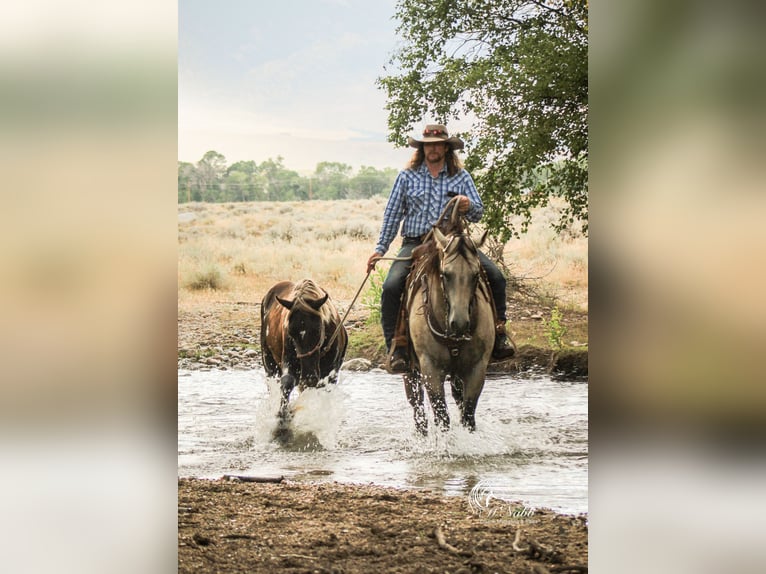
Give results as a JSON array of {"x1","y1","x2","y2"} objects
[{"x1": 381, "y1": 237, "x2": 507, "y2": 349}]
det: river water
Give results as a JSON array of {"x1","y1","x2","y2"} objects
[{"x1": 178, "y1": 368, "x2": 588, "y2": 515}]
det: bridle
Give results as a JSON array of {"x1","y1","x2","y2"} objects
[{"x1": 420, "y1": 233, "x2": 481, "y2": 354}]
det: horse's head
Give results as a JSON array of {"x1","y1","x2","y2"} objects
[
  {"x1": 433, "y1": 227, "x2": 488, "y2": 338},
  {"x1": 277, "y1": 283, "x2": 329, "y2": 386}
]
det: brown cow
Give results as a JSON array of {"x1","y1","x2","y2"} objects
[{"x1": 260, "y1": 279, "x2": 348, "y2": 424}]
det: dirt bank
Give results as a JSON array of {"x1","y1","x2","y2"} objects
[
  {"x1": 177, "y1": 300, "x2": 588, "y2": 380},
  {"x1": 179, "y1": 478, "x2": 588, "y2": 574}
]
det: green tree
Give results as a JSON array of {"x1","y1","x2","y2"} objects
[
  {"x1": 349, "y1": 166, "x2": 399, "y2": 198},
  {"x1": 178, "y1": 161, "x2": 197, "y2": 203},
  {"x1": 195, "y1": 150, "x2": 227, "y2": 202},
  {"x1": 260, "y1": 157, "x2": 308, "y2": 201},
  {"x1": 377, "y1": 0, "x2": 588, "y2": 240},
  {"x1": 226, "y1": 160, "x2": 266, "y2": 201},
  {"x1": 313, "y1": 161, "x2": 352, "y2": 200}
]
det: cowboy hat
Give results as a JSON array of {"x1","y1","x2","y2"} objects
[{"x1": 407, "y1": 124, "x2": 464, "y2": 150}]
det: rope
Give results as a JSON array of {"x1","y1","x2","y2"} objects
[
  {"x1": 377, "y1": 255, "x2": 412, "y2": 261},
  {"x1": 323, "y1": 268, "x2": 373, "y2": 351},
  {"x1": 322, "y1": 255, "x2": 414, "y2": 351}
]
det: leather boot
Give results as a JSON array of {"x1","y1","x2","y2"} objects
[
  {"x1": 492, "y1": 321, "x2": 516, "y2": 361},
  {"x1": 386, "y1": 338, "x2": 409, "y2": 374}
]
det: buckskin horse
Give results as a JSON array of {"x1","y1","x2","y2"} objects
[
  {"x1": 402, "y1": 198, "x2": 495, "y2": 433},
  {"x1": 260, "y1": 279, "x2": 348, "y2": 423}
]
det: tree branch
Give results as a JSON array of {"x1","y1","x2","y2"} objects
[
  {"x1": 222, "y1": 474, "x2": 285, "y2": 483},
  {"x1": 433, "y1": 526, "x2": 473, "y2": 557}
]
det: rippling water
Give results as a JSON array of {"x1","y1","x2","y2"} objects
[{"x1": 178, "y1": 368, "x2": 588, "y2": 514}]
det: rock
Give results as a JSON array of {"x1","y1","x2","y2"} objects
[{"x1": 342, "y1": 358, "x2": 372, "y2": 371}]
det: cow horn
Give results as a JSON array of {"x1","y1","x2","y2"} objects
[
  {"x1": 308, "y1": 293, "x2": 329, "y2": 311},
  {"x1": 276, "y1": 295, "x2": 294, "y2": 310}
]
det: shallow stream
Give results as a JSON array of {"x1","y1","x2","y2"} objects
[{"x1": 178, "y1": 368, "x2": 587, "y2": 514}]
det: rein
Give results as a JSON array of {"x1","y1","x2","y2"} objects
[
  {"x1": 412, "y1": 196, "x2": 488, "y2": 357},
  {"x1": 322, "y1": 254, "x2": 414, "y2": 353},
  {"x1": 418, "y1": 231, "x2": 483, "y2": 357},
  {"x1": 420, "y1": 275, "x2": 473, "y2": 350}
]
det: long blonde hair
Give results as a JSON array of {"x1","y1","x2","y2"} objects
[{"x1": 407, "y1": 144, "x2": 464, "y2": 177}]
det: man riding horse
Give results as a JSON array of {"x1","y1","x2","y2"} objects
[{"x1": 367, "y1": 123, "x2": 516, "y2": 373}]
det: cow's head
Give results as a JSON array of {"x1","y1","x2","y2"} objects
[{"x1": 276, "y1": 292, "x2": 328, "y2": 386}]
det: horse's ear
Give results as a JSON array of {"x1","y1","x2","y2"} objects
[
  {"x1": 475, "y1": 230, "x2": 489, "y2": 249},
  {"x1": 450, "y1": 197, "x2": 461, "y2": 224},
  {"x1": 308, "y1": 293, "x2": 329, "y2": 311},
  {"x1": 433, "y1": 227, "x2": 448, "y2": 249},
  {"x1": 276, "y1": 295, "x2": 294, "y2": 310}
]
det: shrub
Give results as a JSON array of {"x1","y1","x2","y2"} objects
[
  {"x1": 362, "y1": 265, "x2": 388, "y2": 326},
  {"x1": 186, "y1": 266, "x2": 225, "y2": 291},
  {"x1": 543, "y1": 306, "x2": 567, "y2": 350}
]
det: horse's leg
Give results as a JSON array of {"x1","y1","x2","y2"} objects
[
  {"x1": 451, "y1": 375, "x2": 476, "y2": 429},
  {"x1": 461, "y1": 396, "x2": 478, "y2": 431},
  {"x1": 403, "y1": 372, "x2": 427, "y2": 435},
  {"x1": 450, "y1": 375, "x2": 464, "y2": 411},
  {"x1": 459, "y1": 370, "x2": 486, "y2": 432},
  {"x1": 423, "y1": 371, "x2": 450, "y2": 431}
]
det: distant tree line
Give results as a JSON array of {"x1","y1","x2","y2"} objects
[{"x1": 178, "y1": 151, "x2": 399, "y2": 203}]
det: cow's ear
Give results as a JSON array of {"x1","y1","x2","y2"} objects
[
  {"x1": 276, "y1": 295, "x2": 294, "y2": 310},
  {"x1": 308, "y1": 293, "x2": 329, "y2": 311}
]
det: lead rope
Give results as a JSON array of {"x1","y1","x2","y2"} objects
[{"x1": 322, "y1": 254, "x2": 412, "y2": 352}]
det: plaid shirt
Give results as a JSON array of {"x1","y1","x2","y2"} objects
[{"x1": 374, "y1": 162, "x2": 484, "y2": 255}]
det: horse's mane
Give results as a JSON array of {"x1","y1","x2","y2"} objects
[
  {"x1": 410, "y1": 198, "x2": 473, "y2": 278},
  {"x1": 291, "y1": 279, "x2": 339, "y2": 323},
  {"x1": 405, "y1": 197, "x2": 493, "y2": 331}
]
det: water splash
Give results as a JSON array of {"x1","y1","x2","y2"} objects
[
  {"x1": 178, "y1": 369, "x2": 588, "y2": 513},
  {"x1": 287, "y1": 384, "x2": 348, "y2": 450},
  {"x1": 253, "y1": 376, "x2": 349, "y2": 451}
]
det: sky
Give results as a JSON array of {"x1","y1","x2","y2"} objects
[{"x1": 179, "y1": 0, "x2": 410, "y2": 173}]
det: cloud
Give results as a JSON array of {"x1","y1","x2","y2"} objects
[{"x1": 179, "y1": 1, "x2": 401, "y2": 169}]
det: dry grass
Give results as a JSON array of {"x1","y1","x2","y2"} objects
[{"x1": 178, "y1": 197, "x2": 588, "y2": 319}]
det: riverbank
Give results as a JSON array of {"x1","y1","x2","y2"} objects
[
  {"x1": 178, "y1": 478, "x2": 588, "y2": 574},
  {"x1": 177, "y1": 299, "x2": 588, "y2": 380},
  {"x1": 178, "y1": 198, "x2": 588, "y2": 379}
]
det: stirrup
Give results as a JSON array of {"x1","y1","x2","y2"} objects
[
  {"x1": 491, "y1": 330, "x2": 516, "y2": 361},
  {"x1": 387, "y1": 346, "x2": 409, "y2": 374}
]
